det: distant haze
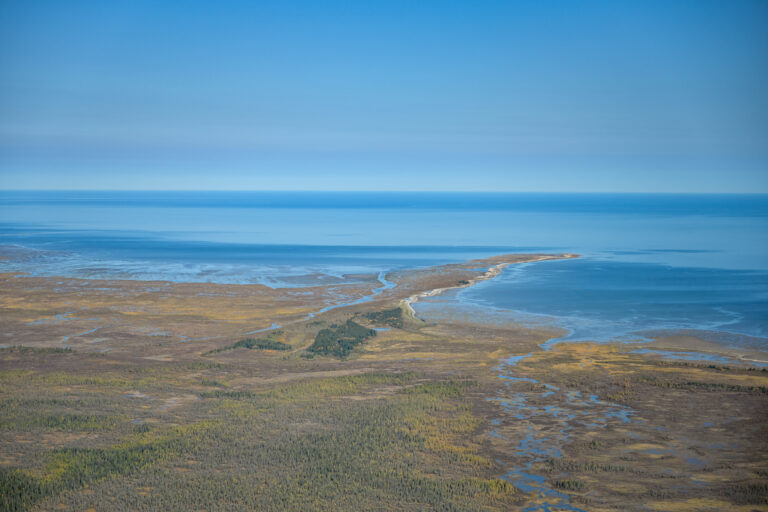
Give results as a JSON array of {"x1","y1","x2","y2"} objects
[{"x1": 1, "y1": 0, "x2": 767, "y2": 192}]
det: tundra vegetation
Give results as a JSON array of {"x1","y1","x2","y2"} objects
[
  {"x1": 0, "y1": 259, "x2": 767, "y2": 511},
  {"x1": 361, "y1": 308, "x2": 405, "y2": 329},
  {"x1": 0, "y1": 360, "x2": 519, "y2": 511},
  {"x1": 204, "y1": 330, "x2": 291, "y2": 355},
  {"x1": 307, "y1": 320, "x2": 377, "y2": 358}
]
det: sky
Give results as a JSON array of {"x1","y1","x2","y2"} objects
[{"x1": 0, "y1": 0, "x2": 767, "y2": 192}]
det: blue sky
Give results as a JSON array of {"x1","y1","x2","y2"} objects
[{"x1": 1, "y1": 0, "x2": 767, "y2": 192}]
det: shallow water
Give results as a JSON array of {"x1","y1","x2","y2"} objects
[
  {"x1": 492, "y1": 351, "x2": 635, "y2": 511},
  {"x1": 427, "y1": 257, "x2": 768, "y2": 350},
  {"x1": 2, "y1": 191, "x2": 767, "y2": 348}
]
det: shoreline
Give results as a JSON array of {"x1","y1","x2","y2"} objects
[
  {"x1": 0, "y1": 253, "x2": 574, "y2": 357},
  {"x1": 3, "y1": 251, "x2": 766, "y2": 367},
  {"x1": 401, "y1": 254, "x2": 578, "y2": 319},
  {"x1": 645, "y1": 334, "x2": 768, "y2": 366},
  {"x1": 397, "y1": 253, "x2": 768, "y2": 367}
]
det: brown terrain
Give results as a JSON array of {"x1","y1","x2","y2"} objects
[{"x1": 0, "y1": 254, "x2": 766, "y2": 511}]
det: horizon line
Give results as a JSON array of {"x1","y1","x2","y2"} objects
[{"x1": 2, "y1": 189, "x2": 768, "y2": 196}]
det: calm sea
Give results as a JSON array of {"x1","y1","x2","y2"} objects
[{"x1": 1, "y1": 191, "x2": 766, "y2": 347}]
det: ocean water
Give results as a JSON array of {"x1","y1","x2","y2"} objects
[
  {"x1": 1, "y1": 191, "x2": 767, "y2": 347},
  {"x1": 415, "y1": 258, "x2": 768, "y2": 349}
]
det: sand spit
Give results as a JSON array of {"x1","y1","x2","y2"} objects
[{"x1": 402, "y1": 253, "x2": 578, "y2": 319}]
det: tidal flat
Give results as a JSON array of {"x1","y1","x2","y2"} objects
[{"x1": 1, "y1": 254, "x2": 767, "y2": 511}]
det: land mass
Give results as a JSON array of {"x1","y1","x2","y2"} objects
[{"x1": 0, "y1": 253, "x2": 766, "y2": 511}]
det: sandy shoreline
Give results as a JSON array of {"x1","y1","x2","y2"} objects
[
  {"x1": 401, "y1": 254, "x2": 578, "y2": 318},
  {"x1": 398, "y1": 253, "x2": 768, "y2": 366}
]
